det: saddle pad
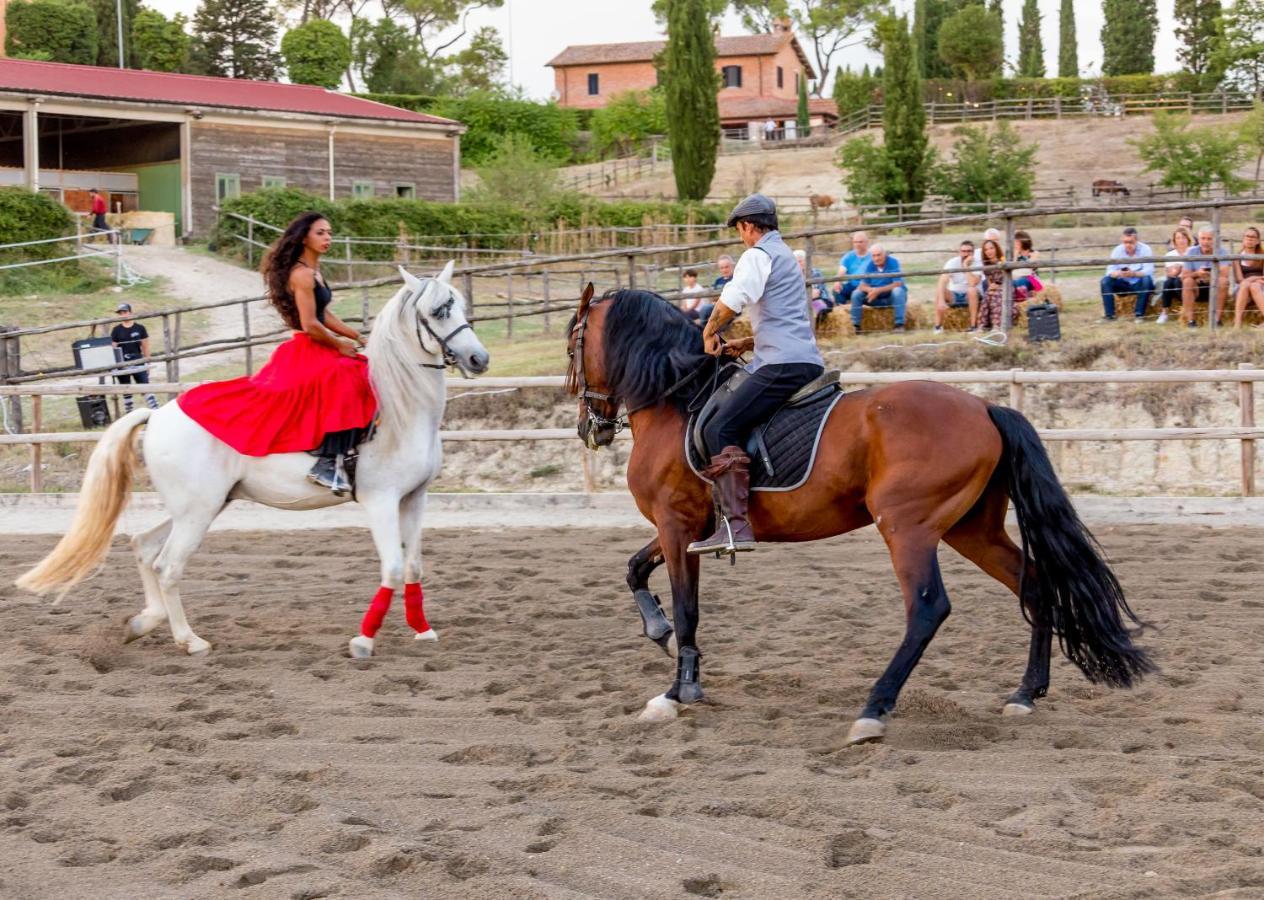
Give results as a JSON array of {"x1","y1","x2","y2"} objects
[{"x1": 686, "y1": 387, "x2": 844, "y2": 492}]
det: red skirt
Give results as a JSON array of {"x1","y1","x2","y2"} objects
[{"x1": 179, "y1": 333, "x2": 376, "y2": 456}]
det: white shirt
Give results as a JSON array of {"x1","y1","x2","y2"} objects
[
  {"x1": 1108, "y1": 242, "x2": 1155, "y2": 279},
  {"x1": 719, "y1": 247, "x2": 772, "y2": 314},
  {"x1": 1164, "y1": 248, "x2": 1184, "y2": 277},
  {"x1": 943, "y1": 256, "x2": 978, "y2": 293}
]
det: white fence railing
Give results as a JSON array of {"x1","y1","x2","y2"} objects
[{"x1": 3, "y1": 367, "x2": 1261, "y2": 496}]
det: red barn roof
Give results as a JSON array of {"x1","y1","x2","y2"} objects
[{"x1": 0, "y1": 58, "x2": 458, "y2": 127}]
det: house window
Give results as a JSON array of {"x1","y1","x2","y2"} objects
[
  {"x1": 587, "y1": 73, "x2": 599, "y2": 95},
  {"x1": 215, "y1": 173, "x2": 240, "y2": 203},
  {"x1": 722, "y1": 65, "x2": 742, "y2": 88},
  {"x1": 261, "y1": 175, "x2": 286, "y2": 189},
  {"x1": 395, "y1": 184, "x2": 415, "y2": 199},
  {"x1": 777, "y1": 66, "x2": 784, "y2": 89},
  {"x1": 352, "y1": 180, "x2": 374, "y2": 199}
]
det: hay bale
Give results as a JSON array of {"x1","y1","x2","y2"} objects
[
  {"x1": 856, "y1": 303, "x2": 918, "y2": 333},
  {"x1": 940, "y1": 304, "x2": 973, "y2": 331},
  {"x1": 815, "y1": 307, "x2": 853, "y2": 338},
  {"x1": 1030, "y1": 284, "x2": 1063, "y2": 308}
]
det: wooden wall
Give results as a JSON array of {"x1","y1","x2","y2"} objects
[{"x1": 188, "y1": 122, "x2": 456, "y2": 236}]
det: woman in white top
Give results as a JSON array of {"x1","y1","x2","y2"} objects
[{"x1": 1157, "y1": 227, "x2": 1191, "y2": 324}]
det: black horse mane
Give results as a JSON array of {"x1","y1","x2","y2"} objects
[{"x1": 593, "y1": 289, "x2": 711, "y2": 411}]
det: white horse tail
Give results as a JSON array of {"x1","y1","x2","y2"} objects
[{"x1": 17, "y1": 408, "x2": 152, "y2": 597}]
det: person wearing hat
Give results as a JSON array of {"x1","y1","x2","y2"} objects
[
  {"x1": 110, "y1": 303, "x2": 159, "y2": 412},
  {"x1": 688, "y1": 193, "x2": 824, "y2": 557}
]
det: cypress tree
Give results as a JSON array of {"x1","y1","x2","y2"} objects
[
  {"x1": 662, "y1": 0, "x2": 719, "y2": 201},
  {"x1": 1017, "y1": 0, "x2": 1044, "y2": 78},
  {"x1": 988, "y1": 0, "x2": 1004, "y2": 53},
  {"x1": 1058, "y1": 0, "x2": 1078, "y2": 77},
  {"x1": 880, "y1": 15, "x2": 929, "y2": 205},
  {"x1": 1101, "y1": 0, "x2": 1158, "y2": 76},
  {"x1": 1174, "y1": 0, "x2": 1223, "y2": 77},
  {"x1": 89, "y1": 0, "x2": 138, "y2": 66},
  {"x1": 913, "y1": 0, "x2": 928, "y2": 79},
  {"x1": 796, "y1": 71, "x2": 810, "y2": 137}
]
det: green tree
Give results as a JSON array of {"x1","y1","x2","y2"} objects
[
  {"x1": 731, "y1": 0, "x2": 886, "y2": 96},
  {"x1": 132, "y1": 8, "x2": 191, "y2": 72},
  {"x1": 1210, "y1": 0, "x2": 1264, "y2": 93},
  {"x1": 191, "y1": 0, "x2": 280, "y2": 79},
  {"x1": 832, "y1": 64, "x2": 878, "y2": 116},
  {"x1": 661, "y1": 0, "x2": 720, "y2": 201},
  {"x1": 590, "y1": 90, "x2": 667, "y2": 157},
  {"x1": 1175, "y1": 0, "x2": 1223, "y2": 77},
  {"x1": 466, "y1": 133, "x2": 561, "y2": 207},
  {"x1": 932, "y1": 121, "x2": 1037, "y2": 203},
  {"x1": 835, "y1": 134, "x2": 900, "y2": 208},
  {"x1": 1017, "y1": 0, "x2": 1044, "y2": 78},
  {"x1": 880, "y1": 14, "x2": 931, "y2": 205},
  {"x1": 1101, "y1": 0, "x2": 1158, "y2": 75},
  {"x1": 1131, "y1": 112, "x2": 1250, "y2": 196},
  {"x1": 1241, "y1": 99, "x2": 1264, "y2": 181},
  {"x1": 281, "y1": 18, "x2": 350, "y2": 88},
  {"x1": 352, "y1": 17, "x2": 439, "y2": 94},
  {"x1": 1057, "y1": 0, "x2": 1078, "y2": 77},
  {"x1": 938, "y1": 5, "x2": 1003, "y2": 81},
  {"x1": 88, "y1": 0, "x2": 137, "y2": 66},
  {"x1": 5, "y1": 0, "x2": 97, "y2": 63},
  {"x1": 912, "y1": 0, "x2": 961, "y2": 79},
  {"x1": 650, "y1": 0, "x2": 727, "y2": 22},
  {"x1": 796, "y1": 71, "x2": 810, "y2": 136},
  {"x1": 447, "y1": 26, "x2": 508, "y2": 96}
]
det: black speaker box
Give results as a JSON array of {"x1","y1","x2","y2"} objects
[{"x1": 1026, "y1": 303, "x2": 1061, "y2": 342}]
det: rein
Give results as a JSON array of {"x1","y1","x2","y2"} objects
[{"x1": 411, "y1": 285, "x2": 475, "y2": 377}]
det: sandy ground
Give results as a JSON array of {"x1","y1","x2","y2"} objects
[{"x1": 1, "y1": 525, "x2": 1262, "y2": 898}]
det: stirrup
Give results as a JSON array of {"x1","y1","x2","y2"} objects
[
  {"x1": 686, "y1": 516, "x2": 757, "y2": 557},
  {"x1": 307, "y1": 456, "x2": 351, "y2": 496}
]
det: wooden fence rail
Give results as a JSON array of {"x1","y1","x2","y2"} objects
[{"x1": 2, "y1": 366, "x2": 1259, "y2": 496}]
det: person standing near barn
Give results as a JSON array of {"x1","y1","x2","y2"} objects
[
  {"x1": 88, "y1": 188, "x2": 110, "y2": 240},
  {"x1": 111, "y1": 303, "x2": 159, "y2": 412}
]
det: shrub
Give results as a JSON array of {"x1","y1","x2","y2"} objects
[
  {"x1": 931, "y1": 121, "x2": 1038, "y2": 204},
  {"x1": 5, "y1": 0, "x2": 97, "y2": 64},
  {"x1": 1131, "y1": 112, "x2": 1252, "y2": 196},
  {"x1": 835, "y1": 134, "x2": 902, "y2": 208},
  {"x1": 281, "y1": 19, "x2": 351, "y2": 89},
  {"x1": 590, "y1": 90, "x2": 667, "y2": 158},
  {"x1": 0, "y1": 187, "x2": 94, "y2": 294},
  {"x1": 466, "y1": 133, "x2": 562, "y2": 207}
]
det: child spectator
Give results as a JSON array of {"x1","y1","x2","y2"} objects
[
  {"x1": 679, "y1": 269, "x2": 706, "y2": 321},
  {"x1": 1232, "y1": 226, "x2": 1264, "y2": 328},
  {"x1": 111, "y1": 303, "x2": 159, "y2": 412},
  {"x1": 1157, "y1": 228, "x2": 1192, "y2": 324}
]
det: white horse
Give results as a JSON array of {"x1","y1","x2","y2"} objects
[{"x1": 17, "y1": 262, "x2": 488, "y2": 659}]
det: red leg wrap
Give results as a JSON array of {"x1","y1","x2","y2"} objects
[
  {"x1": 360, "y1": 586, "x2": 394, "y2": 638},
  {"x1": 404, "y1": 583, "x2": 429, "y2": 633}
]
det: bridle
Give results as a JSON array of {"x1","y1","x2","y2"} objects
[
  {"x1": 411, "y1": 282, "x2": 476, "y2": 377},
  {"x1": 568, "y1": 297, "x2": 721, "y2": 442}
]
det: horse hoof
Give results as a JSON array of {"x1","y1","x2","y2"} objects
[
  {"x1": 845, "y1": 717, "x2": 886, "y2": 745},
  {"x1": 185, "y1": 638, "x2": 211, "y2": 657},
  {"x1": 414, "y1": 629, "x2": 439, "y2": 642},
  {"x1": 349, "y1": 635, "x2": 375, "y2": 658},
  {"x1": 637, "y1": 694, "x2": 681, "y2": 722},
  {"x1": 1002, "y1": 702, "x2": 1035, "y2": 717}
]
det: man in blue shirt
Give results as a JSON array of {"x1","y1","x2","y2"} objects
[
  {"x1": 1101, "y1": 226, "x2": 1156, "y2": 321},
  {"x1": 697, "y1": 253, "x2": 734, "y2": 323},
  {"x1": 834, "y1": 231, "x2": 870, "y2": 309},
  {"x1": 851, "y1": 244, "x2": 908, "y2": 332},
  {"x1": 1181, "y1": 226, "x2": 1232, "y2": 328}
]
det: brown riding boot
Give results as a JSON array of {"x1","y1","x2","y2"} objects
[{"x1": 688, "y1": 446, "x2": 757, "y2": 555}]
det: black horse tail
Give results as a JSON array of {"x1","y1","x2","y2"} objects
[{"x1": 988, "y1": 405, "x2": 1154, "y2": 688}]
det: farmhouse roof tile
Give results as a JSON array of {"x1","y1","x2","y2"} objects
[
  {"x1": 548, "y1": 32, "x2": 814, "y2": 77},
  {"x1": 0, "y1": 58, "x2": 458, "y2": 127}
]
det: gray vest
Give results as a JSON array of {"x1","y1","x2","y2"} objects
[{"x1": 745, "y1": 231, "x2": 824, "y2": 372}]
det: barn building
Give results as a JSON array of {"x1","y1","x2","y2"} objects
[{"x1": 0, "y1": 57, "x2": 462, "y2": 241}]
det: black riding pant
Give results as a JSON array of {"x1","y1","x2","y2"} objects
[{"x1": 704, "y1": 362, "x2": 823, "y2": 454}]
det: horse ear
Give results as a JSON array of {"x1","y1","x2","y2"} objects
[
  {"x1": 576, "y1": 282, "x2": 594, "y2": 320},
  {"x1": 437, "y1": 260, "x2": 455, "y2": 285},
  {"x1": 398, "y1": 266, "x2": 421, "y2": 293}
]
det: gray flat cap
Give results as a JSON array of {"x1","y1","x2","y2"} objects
[{"x1": 726, "y1": 192, "x2": 777, "y2": 226}]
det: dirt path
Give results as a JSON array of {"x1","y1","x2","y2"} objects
[
  {"x1": 123, "y1": 245, "x2": 271, "y2": 376},
  {"x1": 1, "y1": 525, "x2": 1261, "y2": 898}
]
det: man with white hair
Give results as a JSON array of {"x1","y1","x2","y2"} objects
[
  {"x1": 834, "y1": 230, "x2": 870, "y2": 309},
  {"x1": 851, "y1": 243, "x2": 907, "y2": 332},
  {"x1": 1181, "y1": 226, "x2": 1231, "y2": 327}
]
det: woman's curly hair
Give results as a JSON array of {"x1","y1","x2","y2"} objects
[{"x1": 261, "y1": 211, "x2": 329, "y2": 330}]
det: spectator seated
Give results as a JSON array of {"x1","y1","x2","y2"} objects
[{"x1": 937, "y1": 284, "x2": 1062, "y2": 331}]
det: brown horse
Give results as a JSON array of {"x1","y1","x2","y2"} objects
[{"x1": 567, "y1": 286, "x2": 1152, "y2": 743}]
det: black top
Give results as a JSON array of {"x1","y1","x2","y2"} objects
[
  {"x1": 110, "y1": 322, "x2": 148, "y2": 360},
  {"x1": 313, "y1": 274, "x2": 332, "y2": 323}
]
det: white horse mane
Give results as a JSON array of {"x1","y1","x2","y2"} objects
[{"x1": 364, "y1": 274, "x2": 465, "y2": 451}]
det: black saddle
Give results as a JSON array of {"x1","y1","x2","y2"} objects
[{"x1": 688, "y1": 366, "x2": 843, "y2": 492}]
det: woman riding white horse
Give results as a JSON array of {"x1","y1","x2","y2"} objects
[{"x1": 16, "y1": 237, "x2": 488, "y2": 659}]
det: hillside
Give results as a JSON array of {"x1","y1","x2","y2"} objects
[{"x1": 567, "y1": 112, "x2": 1254, "y2": 209}]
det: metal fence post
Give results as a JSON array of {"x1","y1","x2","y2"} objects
[{"x1": 1241, "y1": 362, "x2": 1256, "y2": 497}]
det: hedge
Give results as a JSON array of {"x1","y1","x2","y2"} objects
[
  {"x1": 865, "y1": 74, "x2": 1220, "y2": 105},
  {"x1": 0, "y1": 187, "x2": 76, "y2": 256},
  {"x1": 354, "y1": 91, "x2": 580, "y2": 165},
  {"x1": 212, "y1": 188, "x2": 726, "y2": 257}
]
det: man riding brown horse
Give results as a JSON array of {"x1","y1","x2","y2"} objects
[{"x1": 690, "y1": 193, "x2": 824, "y2": 557}]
